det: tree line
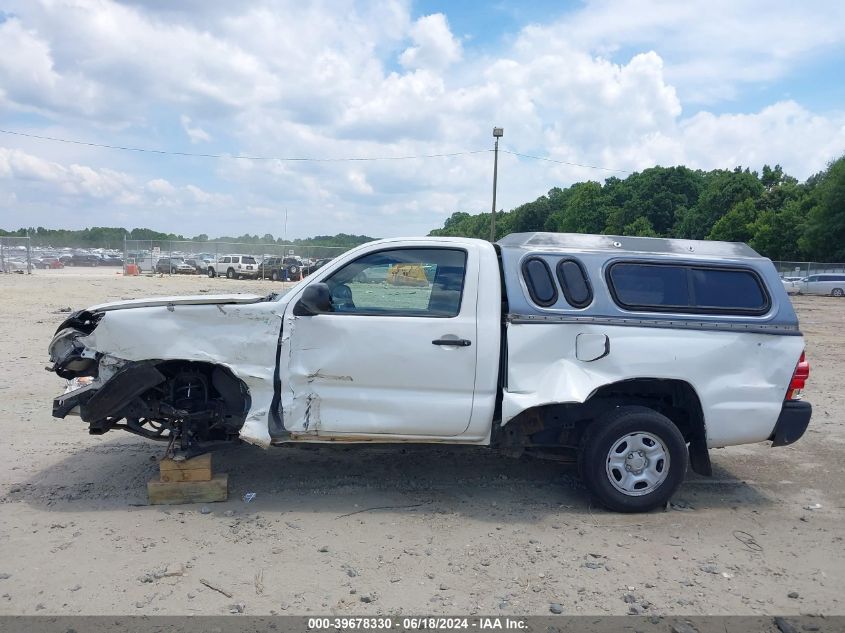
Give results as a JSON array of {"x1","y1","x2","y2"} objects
[
  {"x1": 430, "y1": 154, "x2": 845, "y2": 262},
  {"x1": 4, "y1": 154, "x2": 843, "y2": 261},
  {"x1": 0, "y1": 227, "x2": 375, "y2": 250}
]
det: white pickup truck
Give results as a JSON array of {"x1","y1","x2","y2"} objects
[{"x1": 49, "y1": 233, "x2": 812, "y2": 512}]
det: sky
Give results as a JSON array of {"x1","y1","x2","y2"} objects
[{"x1": 1, "y1": 0, "x2": 845, "y2": 239}]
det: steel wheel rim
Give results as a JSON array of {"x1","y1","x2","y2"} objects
[{"x1": 605, "y1": 431, "x2": 670, "y2": 496}]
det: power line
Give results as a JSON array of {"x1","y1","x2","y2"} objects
[
  {"x1": 500, "y1": 148, "x2": 630, "y2": 174},
  {"x1": 0, "y1": 128, "x2": 490, "y2": 162},
  {"x1": 0, "y1": 127, "x2": 631, "y2": 173}
]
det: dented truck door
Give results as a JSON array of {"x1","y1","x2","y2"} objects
[{"x1": 282, "y1": 245, "x2": 479, "y2": 438}]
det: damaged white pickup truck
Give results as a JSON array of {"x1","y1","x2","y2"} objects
[{"x1": 49, "y1": 233, "x2": 812, "y2": 512}]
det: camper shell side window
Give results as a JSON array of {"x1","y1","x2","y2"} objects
[{"x1": 606, "y1": 261, "x2": 771, "y2": 316}]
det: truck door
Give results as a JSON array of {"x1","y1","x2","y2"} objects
[{"x1": 282, "y1": 246, "x2": 478, "y2": 437}]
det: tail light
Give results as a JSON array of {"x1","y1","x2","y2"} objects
[{"x1": 786, "y1": 351, "x2": 810, "y2": 400}]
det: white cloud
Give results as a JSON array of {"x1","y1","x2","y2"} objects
[
  {"x1": 347, "y1": 170, "x2": 374, "y2": 195},
  {"x1": 541, "y1": 0, "x2": 845, "y2": 103},
  {"x1": 399, "y1": 13, "x2": 462, "y2": 70},
  {"x1": 0, "y1": 17, "x2": 104, "y2": 117},
  {"x1": 180, "y1": 116, "x2": 211, "y2": 144},
  {"x1": 0, "y1": 146, "x2": 231, "y2": 218},
  {"x1": 1, "y1": 0, "x2": 844, "y2": 238}
]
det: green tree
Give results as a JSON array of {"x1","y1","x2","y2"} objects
[
  {"x1": 707, "y1": 198, "x2": 757, "y2": 242},
  {"x1": 799, "y1": 156, "x2": 845, "y2": 261},
  {"x1": 675, "y1": 168, "x2": 763, "y2": 239},
  {"x1": 622, "y1": 216, "x2": 658, "y2": 237},
  {"x1": 546, "y1": 181, "x2": 606, "y2": 234}
]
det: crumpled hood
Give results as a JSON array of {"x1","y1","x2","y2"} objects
[{"x1": 88, "y1": 294, "x2": 267, "y2": 312}]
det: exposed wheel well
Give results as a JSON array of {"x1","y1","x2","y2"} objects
[
  {"x1": 79, "y1": 359, "x2": 251, "y2": 452},
  {"x1": 495, "y1": 378, "x2": 710, "y2": 475},
  {"x1": 586, "y1": 378, "x2": 705, "y2": 443}
]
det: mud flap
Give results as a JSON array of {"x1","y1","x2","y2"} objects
[
  {"x1": 688, "y1": 435, "x2": 712, "y2": 476},
  {"x1": 80, "y1": 362, "x2": 165, "y2": 423}
]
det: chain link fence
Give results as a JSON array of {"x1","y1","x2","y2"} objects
[
  {"x1": 123, "y1": 239, "x2": 353, "y2": 279},
  {"x1": 772, "y1": 261, "x2": 845, "y2": 278},
  {"x1": 0, "y1": 236, "x2": 32, "y2": 274}
]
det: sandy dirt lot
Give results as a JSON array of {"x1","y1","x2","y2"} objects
[{"x1": 0, "y1": 269, "x2": 843, "y2": 617}]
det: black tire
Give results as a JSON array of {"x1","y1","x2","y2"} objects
[
  {"x1": 226, "y1": 268, "x2": 235, "y2": 279},
  {"x1": 170, "y1": 267, "x2": 177, "y2": 274},
  {"x1": 288, "y1": 265, "x2": 299, "y2": 276},
  {"x1": 832, "y1": 288, "x2": 843, "y2": 297},
  {"x1": 578, "y1": 405, "x2": 687, "y2": 513},
  {"x1": 207, "y1": 268, "x2": 215, "y2": 278},
  {"x1": 271, "y1": 270, "x2": 279, "y2": 281}
]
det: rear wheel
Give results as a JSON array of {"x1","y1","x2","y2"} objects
[
  {"x1": 579, "y1": 405, "x2": 687, "y2": 513},
  {"x1": 271, "y1": 270, "x2": 279, "y2": 281},
  {"x1": 832, "y1": 288, "x2": 843, "y2": 297},
  {"x1": 226, "y1": 268, "x2": 235, "y2": 279},
  {"x1": 207, "y1": 268, "x2": 215, "y2": 278}
]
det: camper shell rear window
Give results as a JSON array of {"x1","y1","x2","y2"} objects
[{"x1": 607, "y1": 261, "x2": 770, "y2": 315}]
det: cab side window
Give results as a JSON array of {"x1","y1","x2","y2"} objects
[{"x1": 323, "y1": 248, "x2": 467, "y2": 317}]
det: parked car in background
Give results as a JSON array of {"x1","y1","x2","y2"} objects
[
  {"x1": 155, "y1": 257, "x2": 196, "y2": 274},
  {"x1": 258, "y1": 257, "x2": 286, "y2": 281},
  {"x1": 0, "y1": 258, "x2": 27, "y2": 273},
  {"x1": 184, "y1": 258, "x2": 209, "y2": 274},
  {"x1": 781, "y1": 277, "x2": 800, "y2": 295},
  {"x1": 69, "y1": 254, "x2": 103, "y2": 266},
  {"x1": 38, "y1": 255, "x2": 65, "y2": 270},
  {"x1": 258, "y1": 256, "x2": 304, "y2": 281},
  {"x1": 101, "y1": 256, "x2": 124, "y2": 267},
  {"x1": 283, "y1": 257, "x2": 306, "y2": 277},
  {"x1": 799, "y1": 274, "x2": 845, "y2": 297},
  {"x1": 309, "y1": 257, "x2": 334, "y2": 274},
  {"x1": 126, "y1": 252, "x2": 155, "y2": 273},
  {"x1": 207, "y1": 254, "x2": 259, "y2": 279}
]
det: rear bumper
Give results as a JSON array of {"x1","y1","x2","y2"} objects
[{"x1": 770, "y1": 400, "x2": 812, "y2": 447}]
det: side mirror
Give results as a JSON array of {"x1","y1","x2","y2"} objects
[{"x1": 293, "y1": 283, "x2": 332, "y2": 316}]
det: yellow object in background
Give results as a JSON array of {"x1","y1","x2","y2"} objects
[{"x1": 387, "y1": 263, "x2": 429, "y2": 287}]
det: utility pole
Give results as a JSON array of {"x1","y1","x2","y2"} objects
[{"x1": 490, "y1": 127, "x2": 503, "y2": 242}]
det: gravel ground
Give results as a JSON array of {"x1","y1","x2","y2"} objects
[{"x1": 0, "y1": 269, "x2": 843, "y2": 616}]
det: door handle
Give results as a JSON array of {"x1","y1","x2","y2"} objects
[{"x1": 432, "y1": 338, "x2": 472, "y2": 347}]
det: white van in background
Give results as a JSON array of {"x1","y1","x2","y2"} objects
[{"x1": 800, "y1": 274, "x2": 845, "y2": 297}]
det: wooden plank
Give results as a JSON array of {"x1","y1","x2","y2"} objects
[
  {"x1": 147, "y1": 473, "x2": 228, "y2": 505},
  {"x1": 159, "y1": 453, "x2": 211, "y2": 473},
  {"x1": 159, "y1": 468, "x2": 214, "y2": 483}
]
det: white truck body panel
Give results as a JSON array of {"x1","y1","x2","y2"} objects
[
  {"x1": 77, "y1": 301, "x2": 282, "y2": 447},
  {"x1": 503, "y1": 322, "x2": 803, "y2": 447},
  {"x1": 278, "y1": 238, "x2": 500, "y2": 442}
]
